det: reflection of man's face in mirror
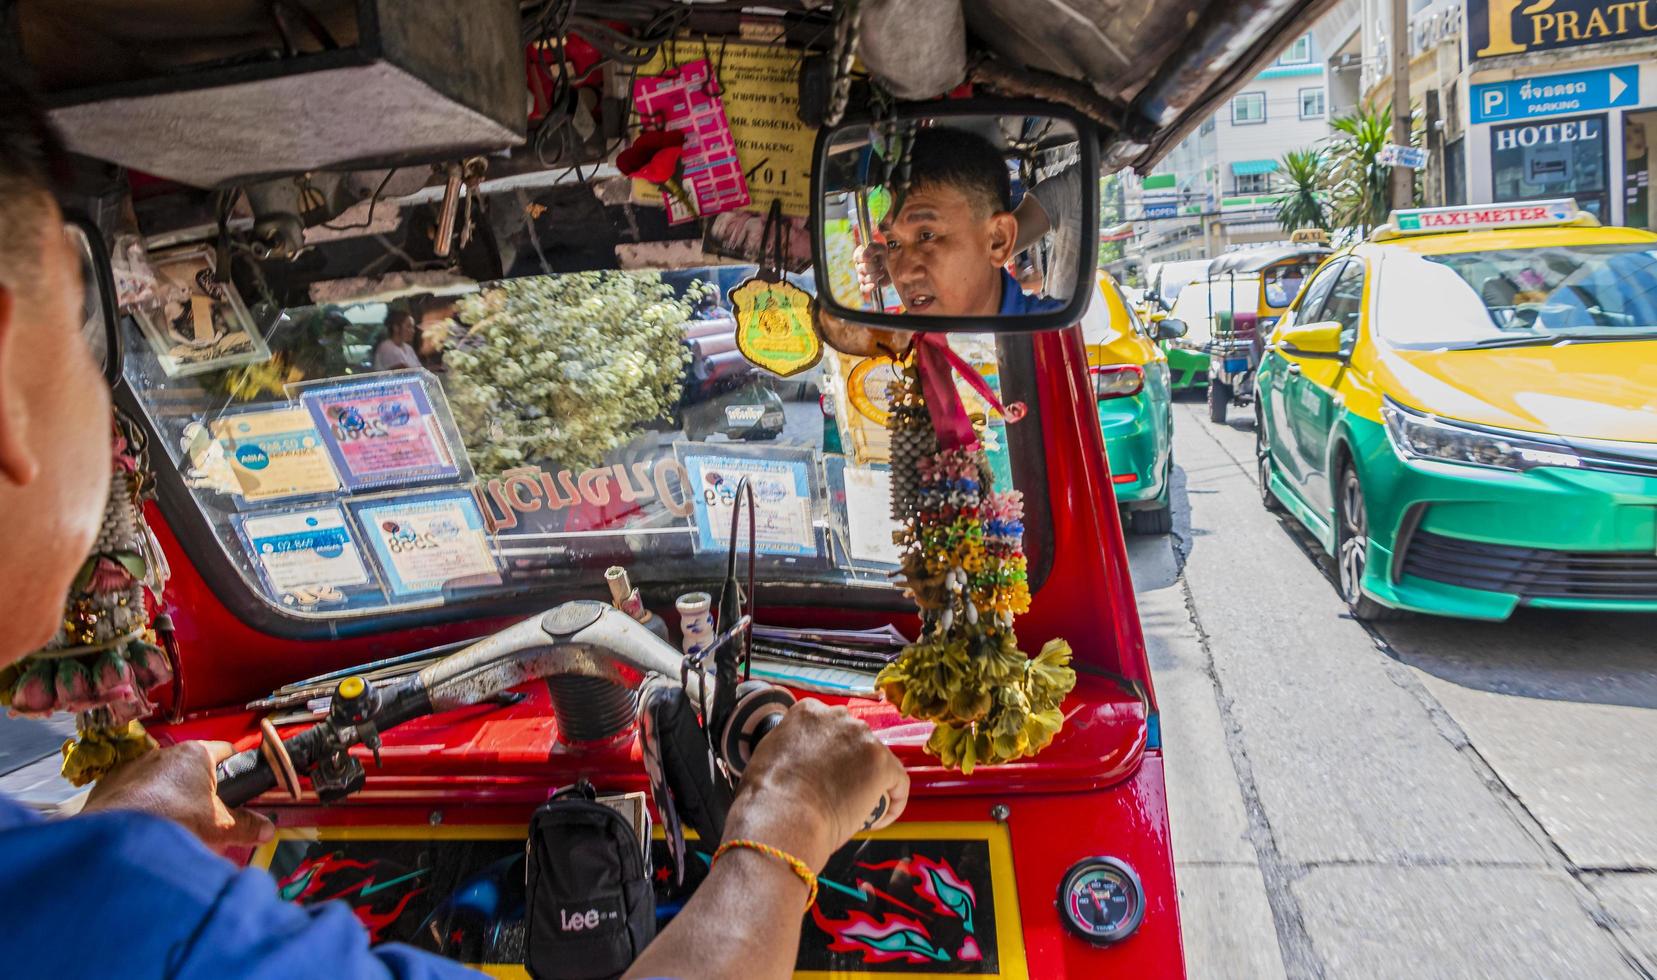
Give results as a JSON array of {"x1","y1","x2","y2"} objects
[{"x1": 878, "y1": 129, "x2": 1018, "y2": 317}]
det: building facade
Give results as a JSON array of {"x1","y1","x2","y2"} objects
[
  {"x1": 1462, "y1": 0, "x2": 1657, "y2": 228},
  {"x1": 1128, "y1": 32, "x2": 1334, "y2": 264}
]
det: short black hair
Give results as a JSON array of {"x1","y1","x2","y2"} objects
[
  {"x1": 905, "y1": 126, "x2": 1011, "y2": 216},
  {"x1": 0, "y1": 69, "x2": 67, "y2": 293}
]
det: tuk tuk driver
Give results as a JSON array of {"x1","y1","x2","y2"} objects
[
  {"x1": 877, "y1": 127, "x2": 1065, "y2": 318},
  {"x1": 0, "y1": 76, "x2": 907, "y2": 980}
]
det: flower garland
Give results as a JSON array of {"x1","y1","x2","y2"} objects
[
  {"x1": 875, "y1": 352, "x2": 1076, "y2": 773},
  {"x1": 0, "y1": 416, "x2": 173, "y2": 784}
]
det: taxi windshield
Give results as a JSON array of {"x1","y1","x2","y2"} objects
[
  {"x1": 1377, "y1": 242, "x2": 1657, "y2": 349},
  {"x1": 122, "y1": 266, "x2": 1041, "y2": 625}
]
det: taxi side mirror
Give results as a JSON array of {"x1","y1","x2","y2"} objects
[
  {"x1": 1155, "y1": 318, "x2": 1188, "y2": 341},
  {"x1": 1277, "y1": 321, "x2": 1343, "y2": 358}
]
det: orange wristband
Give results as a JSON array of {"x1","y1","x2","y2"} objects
[{"x1": 713, "y1": 838, "x2": 819, "y2": 909}]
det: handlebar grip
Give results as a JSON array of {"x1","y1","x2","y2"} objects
[{"x1": 216, "y1": 747, "x2": 278, "y2": 809}]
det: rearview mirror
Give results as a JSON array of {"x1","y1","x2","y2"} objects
[
  {"x1": 1277, "y1": 321, "x2": 1343, "y2": 358},
  {"x1": 810, "y1": 101, "x2": 1099, "y2": 334},
  {"x1": 1156, "y1": 318, "x2": 1188, "y2": 341},
  {"x1": 63, "y1": 213, "x2": 121, "y2": 385}
]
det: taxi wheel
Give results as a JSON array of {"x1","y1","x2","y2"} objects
[
  {"x1": 1256, "y1": 412, "x2": 1284, "y2": 514},
  {"x1": 1207, "y1": 379, "x2": 1231, "y2": 423},
  {"x1": 1336, "y1": 467, "x2": 1406, "y2": 622},
  {"x1": 1129, "y1": 502, "x2": 1173, "y2": 535}
]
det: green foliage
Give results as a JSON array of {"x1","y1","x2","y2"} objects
[
  {"x1": 443, "y1": 272, "x2": 703, "y2": 474},
  {"x1": 1275, "y1": 148, "x2": 1329, "y2": 233},
  {"x1": 1320, "y1": 101, "x2": 1423, "y2": 236}
]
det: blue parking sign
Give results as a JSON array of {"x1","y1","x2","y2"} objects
[{"x1": 1472, "y1": 66, "x2": 1639, "y2": 125}]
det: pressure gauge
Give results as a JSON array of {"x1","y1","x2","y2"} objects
[{"x1": 1058, "y1": 857, "x2": 1144, "y2": 944}]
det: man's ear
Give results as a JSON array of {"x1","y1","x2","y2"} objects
[
  {"x1": 986, "y1": 211, "x2": 1019, "y2": 267},
  {"x1": 0, "y1": 288, "x2": 40, "y2": 487}
]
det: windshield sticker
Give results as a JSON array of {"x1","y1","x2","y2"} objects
[
  {"x1": 481, "y1": 458, "x2": 695, "y2": 532},
  {"x1": 211, "y1": 407, "x2": 340, "y2": 502},
  {"x1": 350, "y1": 491, "x2": 501, "y2": 597},
  {"x1": 236, "y1": 506, "x2": 373, "y2": 607},
  {"x1": 680, "y1": 448, "x2": 817, "y2": 557},
  {"x1": 300, "y1": 373, "x2": 464, "y2": 492}
]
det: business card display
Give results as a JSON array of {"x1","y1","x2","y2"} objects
[
  {"x1": 212, "y1": 407, "x2": 340, "y2": 502},
  {"x1": 680, "y1": 448, "x2": 818, "y2": 557},
  {"x1": 298, "y1": 373, "x2": 465, "y2": 492},
  {"x1": 349, "y1": 490, "x2": 501, "y2": 597},
  {"x1": 236, "y1": 505, "x2": 374, "y2": 607}
]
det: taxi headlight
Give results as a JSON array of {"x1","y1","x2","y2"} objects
[{"x1": 1381, "y1": 400, "x2": 1582, "y2": 472}]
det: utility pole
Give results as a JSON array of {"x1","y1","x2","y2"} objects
[{"x1": 1389, "y1": 0, "x2": 1413, "y2": 210}]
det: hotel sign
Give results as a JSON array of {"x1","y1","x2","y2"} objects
[{"x1": 1470, "y1": 0, "x2": 1657, "y2": 60}]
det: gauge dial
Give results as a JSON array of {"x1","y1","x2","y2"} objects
[{"x1": 1058, "y1": 857, "x2": 1144, "y2": 944}]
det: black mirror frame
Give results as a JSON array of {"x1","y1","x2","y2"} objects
[
  {"x1": 809, "y1": 98, "x2": 1101, "y2": 334},
  {"x1": 62, "y1": 210, "x2": 123, "y2": 387},
  {"x1": 1156, "y1": 318, "x2": 1188, "y2": 341}
]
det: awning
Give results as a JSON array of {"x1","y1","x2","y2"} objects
[{"x1": 1231, "y1": 159, "x2": 1280, "y2": 176}]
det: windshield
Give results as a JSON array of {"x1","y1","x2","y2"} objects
[
  {"x1": 1377, "y1": 242, "x2": 1657, "y2": 349},
  {"x1": 123, "y1": 267, "x2": 1039, "y2": 623},
  {"x1": 1168, "y1": 275, "x2": 1261, "y2": 344}
]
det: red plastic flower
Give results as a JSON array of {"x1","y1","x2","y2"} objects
[{"x1": 616, "y1": 129, "x2": 686, "y2": 185}]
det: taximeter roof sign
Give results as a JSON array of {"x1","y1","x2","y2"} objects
[{"x1": 1381, "y1": 199, "x2": 1584, "y2": 238}]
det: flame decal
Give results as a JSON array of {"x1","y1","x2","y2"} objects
[
  {"x1": 859, "y1": 855, "x2": 978, "y2": 932},
  {"x1": 277, "y1": 853, "x2": 377, "y2": 903},
  {"x1": 810, "y1": 906, "x2": 950, "y2": 964}
]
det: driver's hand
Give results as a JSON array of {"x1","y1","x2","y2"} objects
[
  {"x1": 853, "y1": 244, "x2": 890, "y2": 299},
  {"x1": 84, "y1": 740, "x2": 275, "y2": 853},
  {"x1": 722, "y1": 699, "x2": 909, "y2": 872}
]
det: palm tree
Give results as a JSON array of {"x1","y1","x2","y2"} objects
[
  {"x1": 1275, "y1": 148, "x2": 1328, "y2": 233},
  {"x1": 1321, "y1": 101, "x2": 1419, "y2": 237}
]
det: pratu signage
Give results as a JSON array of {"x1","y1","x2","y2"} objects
[{"x1": 1471, "y1": 0, "x2": 1657, "y2": 60}]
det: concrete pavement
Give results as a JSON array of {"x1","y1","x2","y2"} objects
[{"x1": 1142, "y1": 399, "x2": 1656, "y2": 979}]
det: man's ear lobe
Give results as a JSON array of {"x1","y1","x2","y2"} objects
[
  {"x1": 987, "y1": 212, "x2": 1019, "y2": 266},
  {"x1": 0, "y1": 289, "x2": 40, "y2": 487}
]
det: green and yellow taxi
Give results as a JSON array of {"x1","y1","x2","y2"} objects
[
  {"x1": 1083, "y1": 271, "x2": 1182, "y2": 534},
  {"x1": 1257, "y1": 200, "x2": 1657, "y2": 621}
]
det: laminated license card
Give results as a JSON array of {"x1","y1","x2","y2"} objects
[
  {"x1": 300, "y1": 373, "x2": 463, "y2": 491},
  {"x1": 237, "y1": 505, "x2": 373, "y2": 606},
  {"x1": 212, "y1": 407, "x2": 339, "y2": 502},
  {"x1": 350, "y1": 490, "x2": 501, "y2": 597},
  {"x1": 681, "y1": 450, "x2": 817, "y2": 557}
]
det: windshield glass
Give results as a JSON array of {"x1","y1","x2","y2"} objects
[
  {"x1": 1377, "y1": 242, "x2": 1657, "y2": 348},
  {"x1": 123, "y1": 267, "x2": 1038, "y2": 623},
  {"x1": 1168, "y1": 275, "x2": 1261, "y2": 344}
]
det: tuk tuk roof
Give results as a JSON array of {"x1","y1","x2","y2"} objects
[{"x1": 1207, "y1": 244, "x2": 1333, "y2": 276}]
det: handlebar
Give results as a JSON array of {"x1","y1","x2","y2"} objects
[{"x1": 216, "y1": 601, "x2": 701, "y2": 808}]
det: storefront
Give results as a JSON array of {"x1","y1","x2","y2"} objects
[{"x1": 1463, "y1": 0, "x2": 1657, "y2": 228}]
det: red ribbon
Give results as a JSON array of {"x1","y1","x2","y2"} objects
[{"x1": 912, "y1": 334, "x2": 1026, "y2": 451}]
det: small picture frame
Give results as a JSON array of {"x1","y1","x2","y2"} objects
[{"x1": 131, "y1": 242, "x2": 270, "y2": 377}]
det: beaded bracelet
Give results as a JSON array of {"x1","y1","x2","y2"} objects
[{"x1": 712, "y1": 839, "x2": 819, "y2": 909}]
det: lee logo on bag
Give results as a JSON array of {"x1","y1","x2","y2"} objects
[{"x1": 558, "y1": 905, "x2": 620, "y2": 932}]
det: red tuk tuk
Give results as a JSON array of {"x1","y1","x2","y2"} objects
[{"x1": 8, "y1": 3, "x2": 1330, "y2": 976}]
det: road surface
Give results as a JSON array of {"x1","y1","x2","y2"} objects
[{"x1": 1145, "y1": 398, "x2": 1657, "y2": 978}]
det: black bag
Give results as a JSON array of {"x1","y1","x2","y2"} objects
[{"x1": 525, "y1": 781, "x2": 656, "y2": 980}]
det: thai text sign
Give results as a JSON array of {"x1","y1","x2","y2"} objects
[{"x1": 1472, "y1": 65, "x2": 1639, "y2": 123}]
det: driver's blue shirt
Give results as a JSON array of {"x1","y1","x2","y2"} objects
[
  {"x1": 997, "y1": 269, "x2": 1066, "y2": 316},
  {"x1": 0, "y1": 792, "x2": 484, "y2": 979}
]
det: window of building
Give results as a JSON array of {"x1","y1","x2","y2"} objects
[
  {"x1": 1232, "y1": 92, "x2": 1266, "y2": 125},
  {"x1": 1278, "y1": 35, "x2": 1312, "y2": 65},
  {"x1": 1235, "y1": 172, "x2": 1273, "y2": 194},
  {"x1": 1299, "y1": 88, "x2": 1326, "y2": 119}
]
